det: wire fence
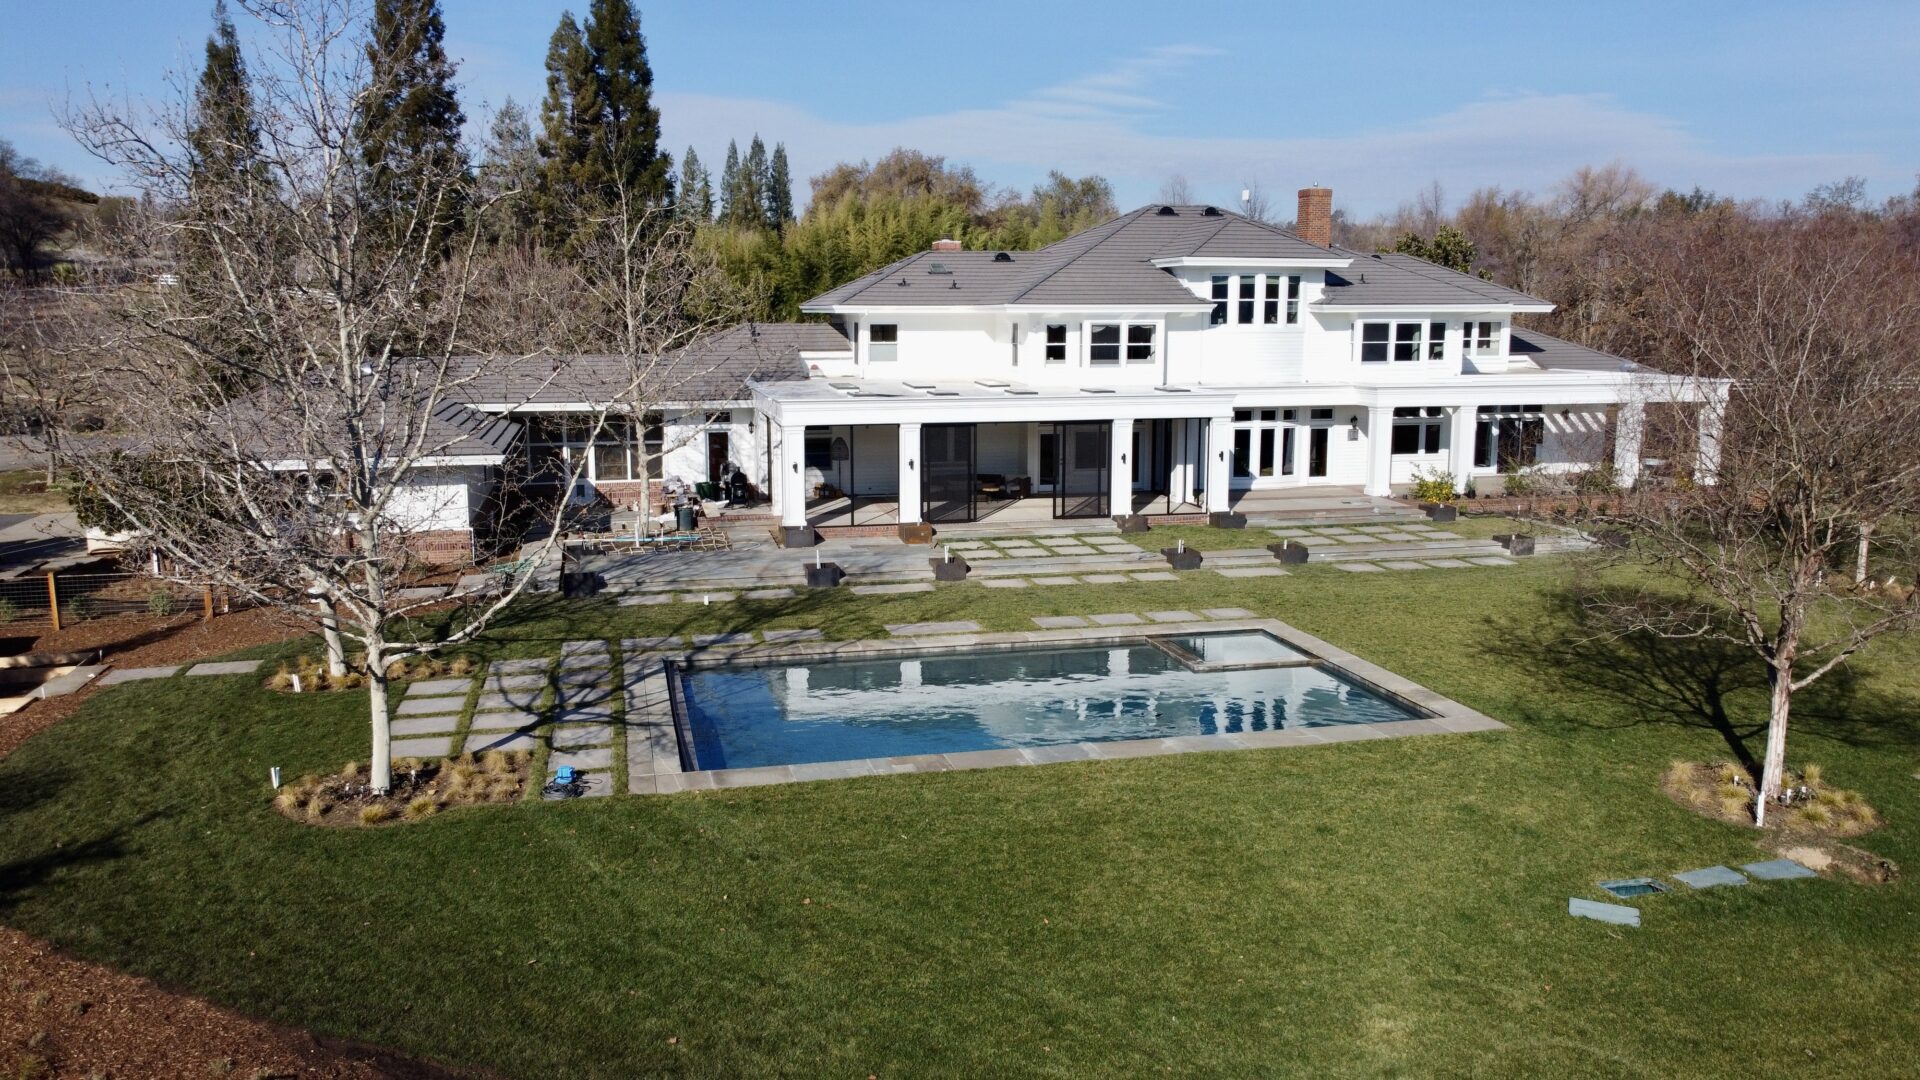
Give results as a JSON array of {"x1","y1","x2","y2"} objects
[{"x1": 0, "y1": 570, "x2": 225, "y2": 634}]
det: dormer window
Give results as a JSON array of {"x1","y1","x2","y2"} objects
[
  {"x1": 869, "y1": 323, "x2": 898, "y2": 363},
  {"x1": 1360, "y1": 320, "x2": 1427, "y2": 362},
  {"x1": 1464, "y1": 321, "x2": 1500, "y2": 355}
]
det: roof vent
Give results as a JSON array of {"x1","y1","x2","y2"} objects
[
  {"x1": 949, "y1": 280, "x2": 960, "y2": 289},
  {"x1": 896, "y1": 277, "x2": 911, "y2": 287},
  {"x1": 993, "y1": 251, "x2": 1013, "y2": 262},
  {"x1": 1202, "y1": 205, "x2": 1223, "y2": 217},
  {"x1": 927, "y1": 261, "x2": 952, "y2": 275},
  {"x1": 1156, "y1": 205, "x2": 1178, "y2": 216}
]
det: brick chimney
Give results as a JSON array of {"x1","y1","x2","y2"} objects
[
  {"x1": 930, "y1": 238, "x2": 962, "y2": 252},
  {"x1": 1296, "y1": 187, "x2": 1332, "y2": 248}
]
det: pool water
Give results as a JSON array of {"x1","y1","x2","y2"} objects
[
  {"x1": 677, "y1": 642, "x2": 1418, "y2": 770},
  {"x1": 1161, "y1": 630, "x2": 1311, "y2": 666}
]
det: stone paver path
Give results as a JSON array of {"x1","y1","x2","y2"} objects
[
  {"x1": 1215, "y1": 567, "x2": 1288, "y2": 577},
  {"x1": 1031, "y1": 576, "x2": 1080, "y2": 586},
  {"x1": 98, "y1": 666, "x2": 180, "y2": 685},
  {"x1": 391, "y1": 715, "x2": 462, "y2": 737},
  {"x1": 1147, "y1": 610, "x2": 1201, "y2": 623},
  {"x1": 983, "y1": 578, "x2": 1029, "y2": 588},
  {"x1": 1033, "y1": 615, "x2": 1088, "y2": 629},
  {"x1": 406, "y1": 677, "x2": 473, "y2": 696},
  {"x1": 1673, "y1": 865, "x2": 1748, "y2": 889},
  {"x1": 1468, "y1": 557, "x2": 1517, "y2": 567},
  {"x1": 1130, "y1": 571, "x2": 1178, "y2": 582},
  {"x1": 761, "y1": 629, "x2": 824, "y2": 642},
  {"x1": 395, "y1": 695, "x2": 467, "y2": 716},
  {"x1": 391, "y1": 736, "x2": 453, "y2": 757},
  {"x1": 619, "y1": 593, "x2": 670, "y2": 606},
  {"x1": 1202, "y1": 608, "x2": 1255, "y2": 619},
  {"x1": 851, "y1": 582, "x2": 935, "y2": 595},
  {"x1": 692, "y1": 632, "x2": 755, "y2": 646},
  {"x1": 1335, "y1": 562, "x2": 1384, "y2": 572},
  {"x1": 886, "y1": 620, "x2": 982, "y2": 636},
  {"x1": 186, "y1": 660, "x2": 260, "y2": 676}
]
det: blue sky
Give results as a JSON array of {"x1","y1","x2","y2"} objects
[{"x1": 4, "y1": 0, "x2": 1916, "y2": 216}]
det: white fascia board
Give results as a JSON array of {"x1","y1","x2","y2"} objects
[
  {"x1": 796, "y1": 349, "x2": 855, "y2": 360},
  {"x1": 803, "y1": 303, "x2": 1214, "y2": 316},
  {"x1": 753, "y1": 390, "x2": 1239, "y2": 427},
  {"x1": 1313, "y1": 302, "x2": 1557, "y2": 315},
  {"x1": 261, "y1": 454, "x2": 505, "y2": 471},
  {"x1": 1150, "y1": 256, "x2": 1352, "y2": 270}
]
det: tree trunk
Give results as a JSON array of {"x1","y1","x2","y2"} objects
[
  {"x1": 1855, "y1": 522, "x2": 1874, "y2": 585},
  {"x1": 1755, "y1": 659, "x2": 1793, "y2": 827},
  {"x1": 318, "y1": 601, "x2": 346, "y2": 678},
  {"x1": 367, "y1": 648, "x2": 392, "y2": 794}
]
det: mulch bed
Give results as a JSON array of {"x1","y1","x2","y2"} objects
[{"x1": 3, "y1": 608, "x2": 493, "y2": 1079}]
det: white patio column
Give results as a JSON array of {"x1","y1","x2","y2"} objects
[
  {"x1": 1364, "y1": 404, "x2": 1394, "y2": 497},
  {"x1": 1109, "y1": 418, "x2": 1133, "y2": 518},
  {"x1": 775, "y1": 420, "x2": 807, "y2": 528},
  {"x1": 897, "y1": 422, "x2": 923, "y2": 524},
  {"x1": 1446, "y1": 405, "x2": 1476, "y2": 494},
  {"x1": 1694, "y1": 391, "x2": 1725, "y2": 485},
  {"x1": 1612, "y1": 401, "x2": 1645, "y2": 490},
  {"x1": 1204, "y1": 415, "x2": 1232, "y2": 513},
  {"x1": 1171, "y1": 419, "x2": 1197, "y2": 506}
]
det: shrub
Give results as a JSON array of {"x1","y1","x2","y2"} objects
[
  {"x1": 1409, "y1": 466, "x2": 1458, "y2": 506},
  {"x1": 266, "y1": 664, "x2": 294, "y2": 692},
  {"x1": 146, "y1": 588, "x2": 178, "y2": 617},
  {"x1": 448, "y1": 655, "x2": 474, "y2": 676},
  {"x1": 1796, "y1": 804, "x2": 1833, "y2": 826},
  {"x1": 340, "y1": 761, "x2": 362, "y2": 780},
  {"x1": 66, "y1": 594, "x2": 96, "y2": 621},
  {"x1": 358, "y1": 804, "x2": 394, "y2": 826},
  {"x1": 480, "y1": 750, "x2": 515, "y2": 775},
  {"x1": 1500, "y1": 470, "x2": 1533, "y2": 497},
  {"x1": 1800, "y1": 763, "x2": 1824, "y2": 787},
  {"x1": 404, "y1": 796, "x2": 439, "y2": 820},
  {"x1": 0, "y1": 598, "x2": 16, "y2": 624}
]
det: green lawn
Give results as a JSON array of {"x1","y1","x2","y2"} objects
[{"x1": 3, "y1": 562, "x2": 1918, "y2": 1077}]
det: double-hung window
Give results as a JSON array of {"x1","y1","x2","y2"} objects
[
  {"x1": 1428, "y1": 321, "x2": 1446, "y2": 360},
  {"x1": 1238, "y1": 276, "x2": 1256, "y2": 324},
  {"x1": 1464, "y1": 321, "x2": 1499, "y2": 355},
  {"x1": 1390, "y1": 407, "x2": 1445, "y2": 455},
  {"x1": 1264, "y1": 275, "x2": 1302, "y2": 324},
  {"x1": 869, "y1": 323, "x2": 898, "y2": 363},
  {"x1": 1126, "y1": 324, "x2": 1156, "y2": 364},
  {"x1": 1210, "y1": 276, "x2": 1229, "y2": 325},
  {"x1": 1089, "y1": 323, "x2": 1122, "y2": 365},
  {"x1": 1044, "y1": 324, "x2": 1067, "y2": 364},
  {"x1": 1360, "y1": 320, "x2": 1428, "y2": 363}
]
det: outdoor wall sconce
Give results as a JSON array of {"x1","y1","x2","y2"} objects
[
  {"x1": 791, "y1": 462, "x2": 799, "y2": 473},
  {"x1": 907, "y1": 458, "x2": 915, "y2": 470},
  {"x1": 1120, "y1": 452, "x2": 1128, "y2": 464}
]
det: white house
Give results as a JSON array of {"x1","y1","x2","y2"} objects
[{"x1": 401, "y1": 187, "x2": 1725, "y2": 556}]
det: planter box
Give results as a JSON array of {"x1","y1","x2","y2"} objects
[
  {"x1": 1207, "y1": 511, "x2": 1248, "y2": 530},
  {"x1": 778, "y1": 526, "x2": 819, "y2": 548},
  {"x1": 1113, "y1": 514, "x2": 1152, "y2": 534},
  {"x1": 560, "y1": 571, "x2": 604, "y2": 598},
  {"x1": 929, "y1": 556, "x2": 971, "y2": 582},
  {"x1": 1162, "y1": 547, "x2": 1205, "y2": 571},
  {"x1": 1421, "y1": 503, "x2": 1458, "y2": 522},
  {"x1": 803, "y1": 563, "x2": 845, "y2": 588},
  {"x1": 1268, "y1": 541, "x2": 1310, "y2": 565},
  {"x1": 897, "y1": 522, "x2": 934, "y2": 545},
  {"x1": 1493, "y1": 534, "x2": 1536, "y2": 556}
]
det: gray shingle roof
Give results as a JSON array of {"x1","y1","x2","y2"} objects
[
  {"x1": 428, "y1": 400, "x2": 521, "y2": 457},
  {"x1": 1506, "y1": 328, "x2": 1638, "y2": 373},
  {"x1": 802, "y1": 205, "x2": 1338, "y2": 311},
  {"x1": 449, "y1": 322, "x2": 844, "y2": 408},
  {"x1": 1319, "y1": 250, "x2": 1550, "y2": 308}
]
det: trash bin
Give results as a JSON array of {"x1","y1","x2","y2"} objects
[{"x1": 675, "y1": 505, "x2": 698, "y2": 532}]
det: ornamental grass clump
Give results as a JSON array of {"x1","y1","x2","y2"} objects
[
  {"x1": 1664, "y1": 760, "x2": 1880, "y2": 835},
  {"x1": 274, "y1": 751, "x2": 530, "y2": 826}
]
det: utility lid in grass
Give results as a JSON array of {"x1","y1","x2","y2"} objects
[
  {"x1": 1568, "y1": 898, "x2": 1639, "y2": 927},
  {"x1": 1672, "y1": 865, "x2": 1748, "y2": 889},
  {"x1": 1597, "y1": 877, "x2": 1668, "y2": 899},
  {"x1": 1742, "y1": 858, "x2": 1818, "y2": 881}
]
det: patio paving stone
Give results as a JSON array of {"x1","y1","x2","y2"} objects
[
  {"x1": 1336, "y1": 562, "x2": 1385, "y2": 572},
  {"x1": 1743, "y1": 858, "x2": 1818, "y2": 881},
  {"x1": 558, "y1": 654, "x2": 611, "y2": 670},
  {"x1": 98, "y1": 666, "x2": 180, "y2": 685},
  {"x1": 1146, "y1": 610, "x2": 1202, "y2": 623},
  {"x1": 395, "y1": 695, "x2": 467, "y2": 717},
  {"x1": 850, "y1": 583, "x2": 936, "y2": 595},
  {"x1": 1202, "y1": 608, "x2": 1255, "y2": 619},
  {"x1": 1082, "y1": 573, "x2": 1131, "y2": 584},
  {"x1": 761, "y1": 628, "x2": 824, "y2": 642},
  {"x1": 982, "y1": 578, "x2": 1030, "y2": 588},
  {"x1": 1089, "y1": 613, "x2": 1144, "y2": 625},
  {"x1": 679, "y1": 592, "x2": 737, "y2": 604},
  {"x1": 1033, "y1": 615, "x2": 1089, "y2": 629},
  {"x1": 621, "y1": 635, "x2": 684, "y2": 652},
  {"x1": 1468, "y1": 557, "x2": 1517, "y2": 567},
  {"x1": 489, "y1": 658, "x2": 550, "y2": 674},
  {"x1": 552, "y1": 724, "x2": 614, "y2": 749},
  {"x1": 692, "y1": 632, "x2": 755, "y2": 646},
  {"x1": 485, "y1": 673, "x2": 547, "y2": 692},
  {"x1": 1130, "y1": 571, "x2": 1179, "y2": 581},
  {"x1": 1031, "y1": 576, "x2": 1081, "y2": 586},
  {"x1": 1215, "y1": 567, "x2": 1288, "y2": 577},
  {"x1": 185, "y1": 660, "x2": 260, "y2": 677},
  {"x1": 1380, "y1": 560, "x2": 1430, "y2": 570},
  {"x1": 886, "y1": 620, "x2": 983, "y2": 636},
  {"x1": 618, "y1": 593, "x2": 671, "y2": 606},
  {"x1": 561, "y1": 640, "x2": 610, "y2": 655},
  {"x1": 551, "y1": 746, "x2": 614, "y2": 771},
  {"x1": 1046, "y1": 544, "x2": 1095, "y2": 555},
  {"x1": 405, "y1": 678, "x2": 473, "y2": 697},
  {"x1": 745, "y1": 588, "x2": 796, "y2": 599},
  {"x1": 465, "y1": 731, "x2": 537, "y2": 753},
  {"x1": 1422, "y1": 558, "x2": 1472, "y2": 568},
  {"x1": 1568, "y1": 898, "x2": 1639, "y2": 927},
  {"x1": 390, "y1": 714, "x2": 462, "y2": 737},
  {"x1": 389, "y1": 736, "x2": 452, "y2": 758},
  {"x1": 472, "y1": 691, "x2": 542, "y2": 713},
  {"x1": 1673, "y1": 865, "x2": 1748, "y2": 889},
  {"x1": 467, "y1": 710, "x2": 540, "y2": 732}
]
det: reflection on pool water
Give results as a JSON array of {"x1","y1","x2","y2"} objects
[
  {"x1": 1161, "y1": 630, "x2": 1312, "y2": 665},
  {"x1": 677, "y1": 642, "x2": 1418, "y2": 770}
]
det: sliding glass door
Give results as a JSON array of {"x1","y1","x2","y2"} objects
[
  {"x1": 921, "y1": 423, "x2": 977, "y2": 523},
  {"x1": 1053, "y1": 422, "x2": 1110, "y2": 518}
]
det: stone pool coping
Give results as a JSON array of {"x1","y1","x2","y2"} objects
[{"x1": 627, "y1": 618, "x2": 1508, "y2": 794}]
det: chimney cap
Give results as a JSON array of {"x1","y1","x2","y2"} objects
[{"x1": 930, "y1": 238, "x2": 962, "y2": 252}]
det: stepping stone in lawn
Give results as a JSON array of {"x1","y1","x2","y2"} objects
[
  {"x1": 886, "y1": 620, "x2": 982, "y2": 636},
  {"x1": 1268, "y1": 529, "x2": 1309, "y2": 538},
  {"x1": 558, "y1": 654, "x2": 611, "y2": 669},
  {"x1": 1672, "y1": 865, "x2": 1749, "y2": 889},
  {"x1": 394, "y1": 586, "x2": 448, "y2": 602},
  {"x1": 489, "y1": 658, "x2": 550, "y2": 674},
  {"x1": 483, "y1": 674, "x2": 547, "y2": 692},
  {"x1": 186, "y1": 660, "x2": 261, "y2": 676},
  {"x1": 1215, "y1": 567, "x2": 1288, "y2": 577},
  {"x1": 1130, "y1": 571, "x2": 1179, "y2": 582},
  {"x1": 619, "y1": 593, "x2": 670, "y2": 606},
  {"x1": 692, "y1": 632, "x2": 754, "y2": 646},
  {"x1": 966, "y1": 549, "x2": 1004, "y2": 558},
  {"x1": 395, "y1": 695, "x2": 467, "y2": 717},
  {"x1": 472, "y1": 692, "x2": 541, "y2": 713},
  {"x1": 679, "y1": 592, "x2": 736, "y2": 604},
  {"x1": 406, "y1": 678, "x2": 474, "y2": 697},
  {"x1": 621, "y1": 636, "x2": 684, "y2": 653},
  {"x1": 1380, "y1": 560, "x2": 1430, "y2": 571},
  {"x1": 98, "y1": 666, "x2": 180, "y2": 685},
  {"x1": 1082, "y1": 573, "x2": 1131, "y2": 584},
  {"x1": 1094, "y1": 543, "x2": 1142, "y2": 552},
  {"x1": 850, "y1": 583, "x2": 936, "y2": 595},
  {"x1": 1468, "y1": 557, "x2": 1517, "y2": 567},
  {"x1": 761, "y1": 629, "x2": 825, "y2": 642},
  {"x1": 1033, "y1": 615, "x2": 1089, "y2": 629},
  {"x1": 467, "y1": 710, "x2": 541, "y2": 733},
  {"x1": 552, "y1": 724, "x2": 614, "y2": 749},
  {"x1": 391, "y1": 714, "x2": 462, "y2": 737},
  {"x1": 390, "y1": 736, "x2": 453, "y2": 758},
  {"x1": 1089, "y1": 613, "x2": 1144, "y2": 626},
  {"x1": 467, "y1": 731, "x2": 537, "y2": 753},
  {"x1": 561, "y1": 640, "x2": 610, "y2": 655},
  {"x1": 1336, "y1": 562, "x2": 1385, "y2": 572},
  {"x1": 1742, "y1": 858, "x2": 1818, "y2": 881},
  {"x1": 982, "y1": 578, "x2": 1030, "y2": 588},
  {"x1": 1567, "y1": 898, "x2": 1639, "y2": 927},
  {"x1": 1146, "y1": 610, "x2": 1202, "y2": 623},
  {"x1": 1422, "y1": 559, "x2": 1472, "y2": 569},
  {"x1": 746, "y1": 588, "x2": 795, "y2": 599},
  {"x1": 551, "y1": 746, "x2": 614, "y2": 771},
  {"x1": 1048, "y1": 545, "x2": 1095, "y2": 555},
  {"x1": 1031, "y1": 576, "x2": 1081, "y2": 586},
  {"x1": 1202, "y1": 608, "x2": 1255, "y2": 619}
]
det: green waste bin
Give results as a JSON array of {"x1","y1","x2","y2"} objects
[{"x1": 675, "y1": 505, "x2": 698, "y2": 532}]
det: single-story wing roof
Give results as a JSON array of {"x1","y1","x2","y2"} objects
[{"x1": 1319, "y1": 250, "x2": 1551, "y2": 309}]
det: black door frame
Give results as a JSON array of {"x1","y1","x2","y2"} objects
[
  {"x1": 1053, "y1": 421, "x2": 1110, "y2": 519},
  {"x1": 921, "y1": 423, "x2": 977, "y2": 523}
]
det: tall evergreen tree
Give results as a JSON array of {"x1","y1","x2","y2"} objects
[
  {"x1": 676, "y1": 145, "x2": 712, "y2": 221},
  {"x1": 765, "y1": 142, "x2": 794, "y2": 231},
  {"x1": 579, "y1": 0, "x2": 671, "y2": 203},
  {"x1": 740, "y1": 134, "x2": 768, "y2": 228},
  {"x1": 535, "y1": 12, "x2": 589, "y2": 240},
  {"x1": 716, "y1": 138, "x2": 741, "y2": 224},
  {"x1": 357, "y1": 0, "x2": 467, "y2": 242},
  {"x1": 478, "y1": 98, "x2": 540, "y2": 247},
  {"x1": 186, "y1": 0, "x2": 262, "y2": 192}
]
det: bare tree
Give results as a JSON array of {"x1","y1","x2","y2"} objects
[
  {"x1": 1238, "y1": 178, "x2": 1275, "y2": 224},
  {"x1": 0, "y1": 285, "x2": 110, "y2": 483},
  {"x1": 1157, "y1": 174, "x2": 1193, "y2": 205},
  {"x1": 57, "y1": 0, "x2": 744, "y2": 794},
  {"x1": 1586, "y1": 208, "x2": 1920, "y2": 823}
]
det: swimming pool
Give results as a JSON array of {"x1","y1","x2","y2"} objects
[{"x1": 675, "y1": 632, "x2": 1424, "y2": 771}]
